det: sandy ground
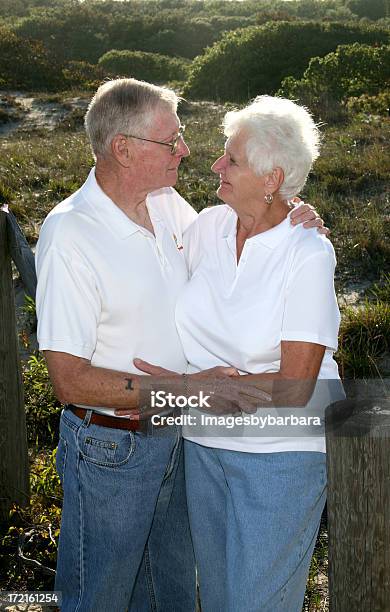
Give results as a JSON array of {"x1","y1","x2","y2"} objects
[{"x1": 0, "y1": 92, "x2": 88, "y2": 137}]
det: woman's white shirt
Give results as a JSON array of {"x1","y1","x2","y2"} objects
[{"x1": 175, "y1": 204, "x2": 343, "y2": 453}]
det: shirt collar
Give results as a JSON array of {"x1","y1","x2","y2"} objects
[
  {"x1": 81, "y1": 167, "x2": 163, "y2": 240},
  {"x1": 222, "y1": 206, "x2": 296, "y2": 250}
]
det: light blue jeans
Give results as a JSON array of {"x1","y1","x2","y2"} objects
[
  {"x1": 55, "y1": 408, "x2": 196, "y2": 612},
  {"x1": 184, "y1": 441, "x2": 326, "y2": 612}
]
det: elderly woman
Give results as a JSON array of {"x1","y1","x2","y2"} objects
[
  {"x1": 177, "y1": 96, "x2": 341, "y2": 611},
  {"x1": 120, "y1": 95, "x2": 341, "y2": 611}
]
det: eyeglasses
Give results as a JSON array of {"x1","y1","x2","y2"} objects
[{"x1": 123, "y1": 125, "x2": 186, "y2": 155}]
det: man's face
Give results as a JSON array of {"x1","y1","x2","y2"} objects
[{"x1": 131, "y1": 108, "x2": 190, "y2": 192}]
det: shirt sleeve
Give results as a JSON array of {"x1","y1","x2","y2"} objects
[
  {"x1": 281, "y1": 249, "x2": 340, "y2": 351},
  {"x1": 36, "y1": 246, "x2": 101, "y2": 359}
]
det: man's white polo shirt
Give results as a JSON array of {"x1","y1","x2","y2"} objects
[
  {"x1": 176, "y1": 204, "x2": 343, "y2": 453},
  {"x1": 36, "y1": 168, "x2": 197, "y2": 416}
]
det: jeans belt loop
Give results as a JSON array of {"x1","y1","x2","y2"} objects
[{"x1": 82, "y1": 408, "x2": 93, "y2": 428}]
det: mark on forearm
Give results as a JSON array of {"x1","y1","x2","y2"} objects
[{"x1": 125, "y1": 378, "x2": 134, "y2": 391}]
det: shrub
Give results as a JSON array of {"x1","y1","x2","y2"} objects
[
  {"x1": 142, "y1": 18, "x2": 220, "y2": 59},
  {"x1": 0, "y1": 24, "x2": 62, "y2": 90},
  {"x1": 345, "y1": 0, "x2": 389, "y2": 21},
  {"x1": 62, "y1": 60, "x2": 106, "y2": 91},
  {"x1": 183, "y1": 21, "x2": 389, "y2": 102},
  {"x1": 23, "y1": 355, "x2": 61, "y2": 448},
  {"x1": 279, "y1": 44, "x2": 390, "y2": 118},
  {"x1": 98, "y1": 49, "x2": 189, "y2": 83},
  {"x1": 346, "y1": 90, "x2": 390, "y2": 116},
  {"x1": 14, "y1": 5, "x2": 111, "y2": 64},
  {"x1": 13, "y1": 4, "x2": 254, "y2": 63}
]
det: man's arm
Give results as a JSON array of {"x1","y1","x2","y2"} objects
[
  {"x1": 44, "y1": 351, "x2": 268, "y2": 414},
  {"x1": 44, "y1": 351, "x2": 141, "y2": 409}
]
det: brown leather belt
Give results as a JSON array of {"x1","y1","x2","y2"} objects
[{"x1": 67, "y1": 404, "x2": 147, "y2": 432}]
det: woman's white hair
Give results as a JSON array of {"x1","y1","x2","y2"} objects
[
  {"x1": 223, "y1": 96, "x2": 320, "y2": 200},
  {"x1": 85, "y1": 78, "x2": 179, "y2": 158}
]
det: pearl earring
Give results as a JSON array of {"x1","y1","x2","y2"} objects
[{"x1": 264, "y1": 193, "x2": 273, "y2": 205}]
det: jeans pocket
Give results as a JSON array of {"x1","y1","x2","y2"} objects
[
  {"x1": 56, "y1": 435, "x2": 68, "y2": 486},
  {"x1": 78, "y1": 426, "x2": 136, "y2": 467}
]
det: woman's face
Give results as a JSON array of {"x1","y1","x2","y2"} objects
[{"x1": 211, "y1": 131, "x2": 265, "y2": 211}]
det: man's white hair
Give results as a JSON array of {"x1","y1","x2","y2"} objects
[
  {"x1": 223, "y1": 96, "x2": 320, "y2": 200},
  {"x1": 85, "y1": 78, "x2": 179, "y2": 158}
]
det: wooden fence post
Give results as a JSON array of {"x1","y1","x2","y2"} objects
[
  {"x1": 326, "y1": 387, "x2": 390, "y2": 611},
  {"x1": 0, "y1": 210, "x2": 29, "y2": 523}
]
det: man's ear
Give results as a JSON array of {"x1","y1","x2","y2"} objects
[
  {"x1": 111, "y1": 134, "x2": 133, "y2": 168},
  {"x1": 264, "y1": 167, "x2": 284, "y2": 194}
]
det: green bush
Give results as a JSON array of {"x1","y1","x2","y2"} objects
[
  {"x1": 183, "y1": 21, "x2": 389, "y2": 102},
  {"x1": 279, "y1": 44, "x2": 390, "y2": 119},
  {"x1": 345, "y1": 0, "x2": 389, "y2": 20},
  {"x1": 0, "y1": 24, "x2": 62, "y2": 90},
  {"x1": 98, "y1": 49, "x2": 189, "y2": 83},
  {"x1": 346, "y1": 90, "x2": 390, "y2": 116},
  {"x1": 12, "y1": 5, "x2": 251, "y2": 64},
  {"x1": 62, "y1": 60, "x2": 106, "y2": 91},
  {"x1": 14, "y1": 5, "x2": 111, "y2": 64},
  {"x1": 23, "y1": 355, "x2": 61, "y2": 448}
]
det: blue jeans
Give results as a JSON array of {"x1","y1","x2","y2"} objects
[
  {"x1": 55, "y1": 408, "x2": 196, "y2": 612},
  {"x1": 184, "y1": 441, "x2": 326, "y2": 612}
]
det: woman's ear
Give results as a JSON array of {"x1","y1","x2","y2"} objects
[{"x1": 264, "y1": 167, "x2": 284, "y2": 194}]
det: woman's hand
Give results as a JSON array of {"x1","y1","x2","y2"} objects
[
  {"x1": 132, "y1": 358, "x2": 249, "y2": 416},
  {"x1": 190, "y1": 375, "x2": 271, "y2": 416},
  {"x1": 114, "y1": 359, "x2": 270, "y2": 418},
  {"x1": 290, "y1": 198, "x2": 329, "y2": 235}
]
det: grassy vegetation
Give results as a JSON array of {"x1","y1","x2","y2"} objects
[
  {"x1": 0, "y1": 131, "x2": 92, "y2": 240},
  {"x1": 0, "y1": 93, "x2": 389, "y2": 609},
  {"x1": 0, "y1": 355, "x2": 61, "y2": 592},
  {"x1": 368, "y1": 273, "x2": 390, "y2": 302},
  {"x1": 337, "y1": 300, "x2": 390, "y2": 378},
  {"x1": 304, "y1": 515, "x2": 329, "y2": 611}
]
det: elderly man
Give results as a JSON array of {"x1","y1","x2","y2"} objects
[{"x1": 35, "y1": 78, "x2": 323, "y2": 611}]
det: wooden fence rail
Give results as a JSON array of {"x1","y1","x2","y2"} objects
[{"x1": 0, "y1": 209, "x2": 30, "y2": 523}]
